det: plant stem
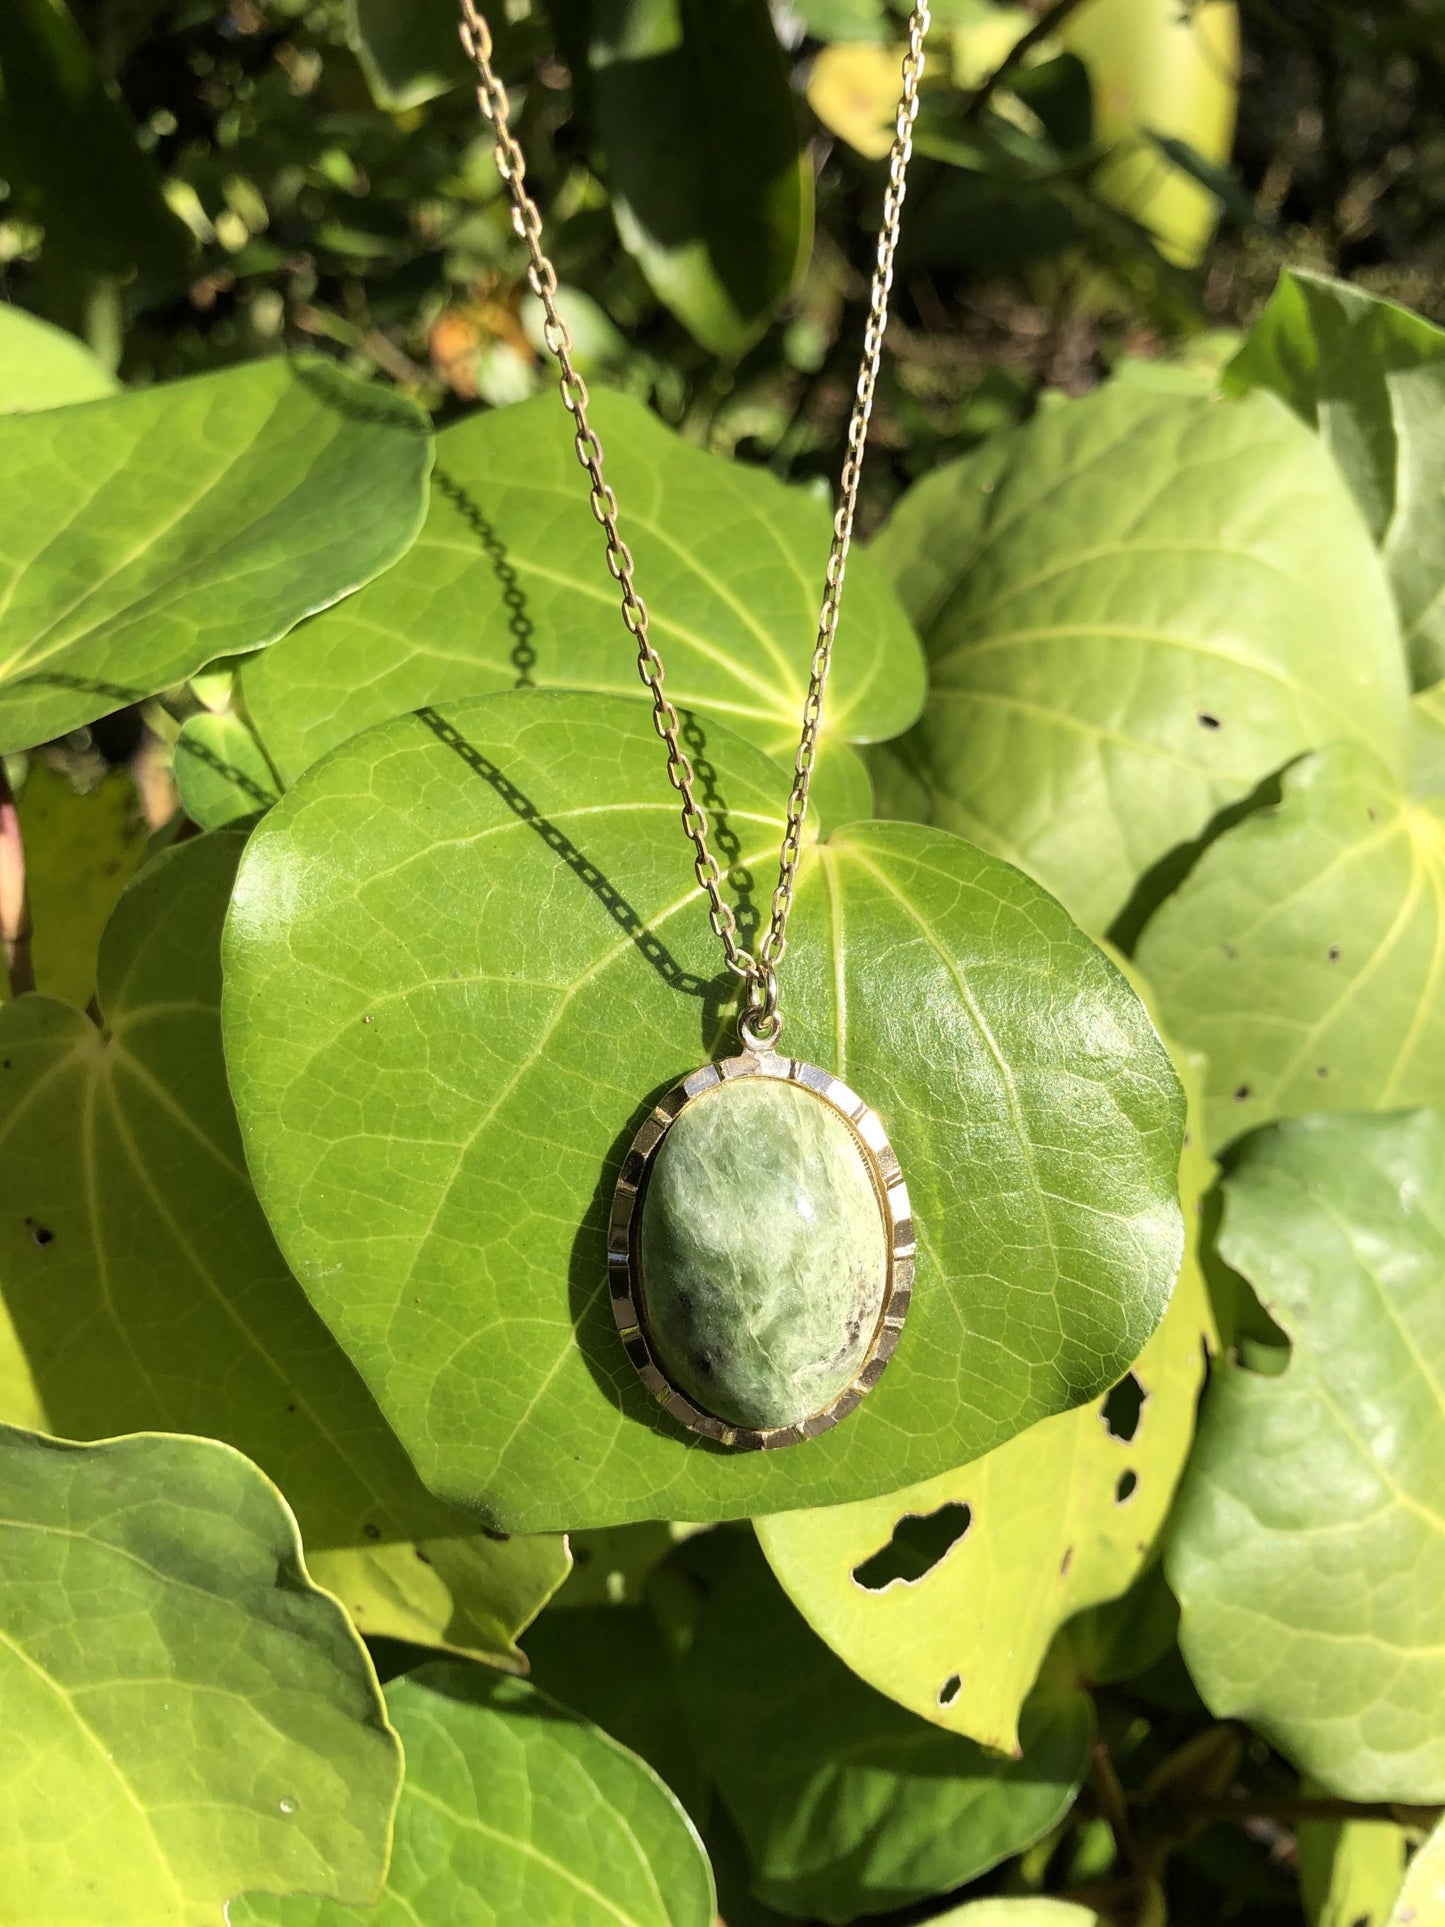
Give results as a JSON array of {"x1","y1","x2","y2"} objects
[
  {"x1": 1198, "y1": 1794, "x2": 1444, "y2": 1828},
  {"x1": 0, "y1": 761, "x2": 35, "y2": 998}
]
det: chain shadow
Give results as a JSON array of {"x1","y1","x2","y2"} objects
[
  {"x1": 432, "y1": 468, "x2": 539, "y2": 688},
  {"x1": 173, "y1": 730, "x2": 279, "y2": 816},
  {"x1": 413, "y1": 702, "x2": 763, "y2": 1445}
]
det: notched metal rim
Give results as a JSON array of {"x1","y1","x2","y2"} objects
[{"x1": 608, "y1": 1046, "x2": 915, "y2": 1451}]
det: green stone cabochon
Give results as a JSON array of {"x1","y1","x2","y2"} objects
[{"x1": 638, "y1": 1077, "x2": 890, "y2": 1431}]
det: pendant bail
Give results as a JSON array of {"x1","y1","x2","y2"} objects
[{"x1": 739, "y1": 962, "x2": 782, "y2": 1053}]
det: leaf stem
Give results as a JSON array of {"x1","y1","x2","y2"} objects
[
  {"x1": 0, "y1": 761, "x2": 35, "y2": 998},
  {"x1": 1196, "y1": 1794, "x2": 1444, "y2": 1828}
]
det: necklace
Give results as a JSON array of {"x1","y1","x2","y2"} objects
[{"x1": 460, "y1": 1, "x2": 929, "y2": 1451}]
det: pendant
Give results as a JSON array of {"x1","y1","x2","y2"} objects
[{"x1": 609, "y1": 1044, "x2": 914, "y2": 1450}]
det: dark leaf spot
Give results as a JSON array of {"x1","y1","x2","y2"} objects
[
  {"x1": 937, "y1": 1674, "x2": 962, "y2": 1707},
  {"x1": 853, "y1": 1501, "x2": 972, "y2": 1591},
  {"x1": 1233, "y1": 1084, "x2": 1252, "y2": 1102},
  {"x1": 1060, "y1": 1545, "x2": 1073, "y2": 1576},
  {"x1": 1316, "y1": 1065, "x2": 1329, "y2": 1078},
  {"x1": 1221, "y1": 943, "x2": 1238, "y2": 959},
  {"x1": 1116, "y1": 1469, "x2": 1138, "y2": 1504},
  {"x1": 415, "y1": 1547, "x2": 433, "y2": 1566},
  {"x1": 1101, "y1": 1371, "x2": 1146, "y2": 1443},
  {"x1": 31, "y1": 1226, "x2": 54, "y2": 1247},
  {"x1": 362, "y1": 1523, "x2": 381, "y2": 1541},
  {"x1": 1197, "y1": 711, "x2": 1222, "y2": 730},
  {"x1": 1328, "y1": 944, "x2": 1341, "y2": 962}
]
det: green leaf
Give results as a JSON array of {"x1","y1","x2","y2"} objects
[
  {"x1": 1299, "y1": 1816, "x2": 1408, "y2": 1927},
  {"x1": 672, "y1": 1534, "x2": 1089, "y2": 1922},
  {"x1": 790, "y1": 0, "x2": 889, "y2": 40},
  {"x1": 756, "y1": 1017, "x2": 1213, "y2": 1753},
  {"x1": 1166, "y1": 1108, "x2": 1445, "y2": 1802},
  {"x1": 869, "y1": 382, "x2": 1410, "y2": 934},
  {"x1": 174, "y1": 711, "x2": 281, "y2": 830},
  {"x1": 1225, "y1": 270, "x2": 1445, "y2": 687},
  {"x1": 232, "y1": 1665, "x2": 716, "y2": 1927},
  {"x1": 243, "y1": 388, "x2": 907, "y2": 827},
  {"x1": 0, "y1": 306, "x2": 117, "y2": 413},
  {"x1": 346, "y1": 0, "x2": 468, "y2": 111},
  {"x1": 575, "y1": 0, "x2": 812, "y2": 356},
  {"x1": 15, "y1": 759, "x2": 147, "y2": 1006},
  {"x1": 926, "y1": 1905, "x2": 1102, "y2": 1927},
  {"x1": 221, "y1": 690, "x2": 1186, "y2": 1532},
  {"x1": 0, "y1": 0, "x2": 190, "y2": 286},
  {"x1": 1413, "y1": 684, "x2": 1445, "y2": 798},
  {"x1": 1135, "y1": 741, "x2": 1445, "y2": 1151},
  {"x1": 0, "y1": 1423, "x2": 399, "y2": 1922},
  {"x1": 0, "y1": 356, "x2": 432, "y2": 755},
  {"x1": 1391, "y1": 1817, "x2": 1445, "y2": 1925},
  {"x1": 0, "y1": 831, "x2": 569, "y2": 1661}
]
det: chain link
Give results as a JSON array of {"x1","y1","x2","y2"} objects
[{"x1": 459, "y1": 0, "x2": 929, "y2": 1038}]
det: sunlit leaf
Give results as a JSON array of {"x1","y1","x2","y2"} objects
[
  {"x1": 869, "y1": 382, "x2": 1409, "y2": 935},
  {"x1": 233, "y1": 1665, "x2": 716, "y2": 1927},
  {"x1": 1390, "y1": 1817, "x2": 1445, "y2": 1925},
  {"x1": 1226, "y1": 270, "x2": 1445, "y2": 686},
  {"x1": 1298, "y1": 1815, "x2": 1408, "y2": 1927},
  {"x1": 0, "y1": 357, "x2": 431, "y2": 754},
  {"x1": 243, "y1": 387, "x2": 903, "y2": 828},
  {"x1": 222, "y1": 690, "x2": 1185, "y2": 1532},
  {"x1": 174, "y1": 711, "x2": 280, "y2": 830},
  {"x1": 757, "y1": 1012, "x2": 1213, "y2": 1753},
  {"x1": 0, "y1": 832, "x2": 569, "y2": 1661},
  {"x1": 0, "y1": 1423, "x2": 399, "y2": 1923},
  {"x1": 1167, "y1": 1108, "x2": 1445, "y2": 1802},
  {"x1": 0, "y1": 306, "x2": 116, "y2": 413},
  {"x1": 1135, "y1": 742, "x2": 1445, "y2": 1150}
]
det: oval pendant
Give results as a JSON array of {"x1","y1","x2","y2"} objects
[{"x1": 609, "y1": 1046, "x2": 914, "y2": 1450}]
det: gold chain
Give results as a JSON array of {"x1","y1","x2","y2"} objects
[{"x1": 458, "y1": 0, "x2": 930, "y2": 1045}]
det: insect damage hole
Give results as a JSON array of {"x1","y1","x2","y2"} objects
[
  {"x1": 1115, "y1": 1469, "x2": 1138, "y2": 1504},
  {"x1": 1101, "y1": 1371, "x2": 1146, "y2": 1443},
  {"x1": 937, "y1": 1674, "x2": 962, "y2": 1707},
  {"x1": 852, "y1": 1501, "x2": 972, "y2": 1591}
]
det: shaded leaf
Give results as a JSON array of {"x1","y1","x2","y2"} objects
[
  {"x1": 243, "y1": 388, "x2": 905, "y2": 827},
  {"x1": 757, "y1": 1013, "x2": 1213, "y2": 1753},
  {"x1": 673, "y1": 1534, "x2": 1089, "y2": 1922},
  {"x1": 0, "y1": 1423, "x2": 399, "y2": 1923},
  {"x1": 1225, "y1": 270, "x2": 1445, "y2": 686},
  {"x1": 174, "y1": 711, "x2": 280, "y2": 830},
  {"x1": 869, "y1": 381, "x2": 1409, "y2": 934},
  {"x1": 15, "y1": 759, "x2": 146, "y2": 1006},
  {"x1": 233, "y1": 1665, "x2": 715, "y2": 1927},
  {"x1": 1166, "y1": 1108, "x2": 1445, "y2": 1802},
  {"x1": 577, "y1": 0, "x2": 811, "y2": 356},
  {"x1": 346, "y1": 0, "x2": 468, "y2": 111},
  {"x1": 0, "y1": 357, "x2": 432, "y2": 754},
  {"x1": 222, "y1": 690, "x2": 1185, "y2": 1533},
  {"x1": 0, "y1": 0, "x2": 190, "y2": 285},
  {"x1": 1135, "y1": 742, "x2": 1445, "y2": 1151},
  {"x1": 0, "y1": 831, "x2": 569, "y2": 1661},
  {"x1": 0, "y1": 305, "x2": 116, "y2": 413}
]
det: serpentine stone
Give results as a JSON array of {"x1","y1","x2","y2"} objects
[{"x1": 639, "y1": 1074, "x2": 890, "y2": 1431}]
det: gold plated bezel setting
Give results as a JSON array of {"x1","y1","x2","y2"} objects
[{"x1": 608, "y1": 1047, "x2": 915, "y2": 1450}]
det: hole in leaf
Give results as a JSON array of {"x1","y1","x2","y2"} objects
[
  {"x1": 1101, "y1": 1371, "x2": 1146, "y2": 1443},
  {"x1": 31, "y1": 1225, "x2": 54, "y2": 1247},
  {"x1": 1233, "y1": 1084, "x2": 1252, "y2": 1102},
  {"x1": 938, "y1": 1674, "x2": 962, "y2": 1707},
  {"x1": 1115, "y1": 1469, "x2": 1138, "y2": 1504},
  {"x1": 852, "y1": 1501, "x2": 972, "y2": 1591}
]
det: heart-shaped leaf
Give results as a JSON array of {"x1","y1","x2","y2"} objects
[
  {"x1": 0, "y1": 1423, "x2": 399, "y2": 1923},
  {"x1": 756, "y1": 1019, "x2": 1214, "y2": 1753},
  {"x1": 233, "y1": 1665, "x2": 716, "y2": 1927},
  {"x1": 1166, "y1": 1108, "x2": 1445, "y2": 1803},
  {"x1": 670, "y1": 1533, "x2": 1089, "y2": 1923},
  {"x1": 0, "y1": 830, "x2": 569, "y2": 1661},
  {"x1": 242, "y1": 386, "x2": 909, "y2": 828},
  {"x1": 0, "y1": 356, "x2": 431, "y2": 755},
  {"x1": 1226, "y1": 269, "x2": 1445, "y2": 687},
  {"x1": 1135, "y1": 741, "x2": 1445, "y2": 1151},
  {"x1": 868, "y1": 381, "x2": 1410, "y2": 934},
  {"x1": 0, "y1": 306, "x2": 116, "y2": 413},
  {"x1": 221, "y1": 691, "x2": 1185, "y2": 1532}
]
